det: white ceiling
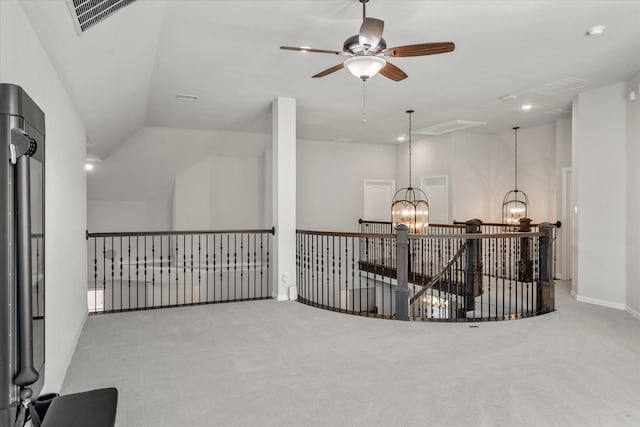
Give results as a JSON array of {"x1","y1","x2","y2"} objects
[{"x1": 21, "y1": 0, "x2": 640, "y2": 158}]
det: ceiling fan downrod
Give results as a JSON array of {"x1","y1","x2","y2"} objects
[{"x1": 360, "y1": 0, "x2": 369, "y2": 22}]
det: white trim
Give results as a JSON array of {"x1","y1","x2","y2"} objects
[
  {"x1": 626, "y1": 305, "x2": 640, "y2": 321},
  {"x1": 556, "y1": 273, "x2": 568, "y2": 280},
  {"x1": 274, "y1": 293, "x2": 289, "y2": 302},
  {"x1": 576, "y1": 295, "x2": 626, "y2": 310}
]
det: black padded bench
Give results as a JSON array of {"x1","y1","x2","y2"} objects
[{"x1": 41, "y1": 388, "x2": 117, "y2": 427}]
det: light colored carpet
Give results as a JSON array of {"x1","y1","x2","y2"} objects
[{"x1": 62, "y1": 281, "x2": 640, "y2": 427}]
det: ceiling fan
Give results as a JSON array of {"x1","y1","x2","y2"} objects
[{"x1": 280, "y1": 0, "x2": 455, "y2": 82}]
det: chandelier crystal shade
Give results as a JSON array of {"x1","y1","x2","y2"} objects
[
  {"x1": 502, "y1": 126, "x2": 529, "y2": 225},
  {"x1": 344, "y1": 56, "x2": 386, "y2": 81},
  {"x1": 392, "y1": 110, "x2": 429, "y2": 233}
]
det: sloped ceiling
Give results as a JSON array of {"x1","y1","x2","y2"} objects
[{"x1": 20, "y1": 0, "x2": 640, "y2": 159}]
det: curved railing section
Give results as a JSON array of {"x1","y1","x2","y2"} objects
[{"x1": 297, "y1": 220, "x2": 557, "y2": 321}]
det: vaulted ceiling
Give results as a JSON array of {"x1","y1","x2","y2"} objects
[{"x1": 21, "y1": 0, "x2": 640, "y2": 158}]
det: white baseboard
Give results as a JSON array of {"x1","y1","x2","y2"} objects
[
  {"x1": 576, "y1": 294, "x2": 626, "y2": 310},
  {"x1": 274, "y1": 292, "x2": 289, "y2": 302},
  {"x1": 626, "y1": 305, "x2": 640, "y2": 321}
]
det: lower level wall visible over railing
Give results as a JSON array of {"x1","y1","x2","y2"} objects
[{"x1": 86, "y1": 228, "x2": 274, "y2": 314}]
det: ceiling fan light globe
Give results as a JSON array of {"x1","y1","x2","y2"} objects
[{"x1": 344, "y1": 56, "x2": 386, "y2": 80}]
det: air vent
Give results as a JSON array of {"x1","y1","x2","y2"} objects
[
  {"x1": 527, "y1": 78, "x2": 593, "y2": 96},
  {"x1": 66, "y1": 0, "x2": 138, "y2": 33},
  {"x1": 544, "y1": 108, "x2": 571, "y2": 115},
  {"x1": 415, "y1": 120, "x2": 486, "y2": 136}
]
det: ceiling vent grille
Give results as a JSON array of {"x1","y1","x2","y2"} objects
[
  {"x1": 66, "y1": 0, "x2": 138, "y2": 33},
  {"x1": 414, "y1": 120, "x2": 486, "y2": 136},
  {"x1": 527, "y1": 78, "x2": 593, "y2": 96}
]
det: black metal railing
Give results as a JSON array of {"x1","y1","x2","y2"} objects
[
  {"x1": 408, "y1": 230, "x2": 543, "y2": 321},
  {"x1": 361, "y1": 219, "x2": 559, "y2": 279},
  {"x1": 297, "y1": 220, "x2": 556, "y2": 321},
  {"x1": 296, "y1": 230, "x2": 396, "y2": 318},
  {"x1": 86, "y1": 228, "x2": 274, "y2": 314}
]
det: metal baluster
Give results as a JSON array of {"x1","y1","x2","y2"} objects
[
  {"x1": 255, "y1": 234, "x2": 264, "y2": 296},
  {"x1": 167, "y1": 236, "x2": 171, "y2": 307},
  {"x1": 351, "y1": 237, "x2": 355, "y2": 315},
  {"x1": 254, "y1": 233, "x2": 257, "y2": 299},
  {"x1": 266, "y1": 232, "x2": 271, "y2": 297},
  {"x1": 206, "y1": 234, "x2": 209, "y2": 302},
  {"x1": 338, "y1": 237, "x2": 342, "y2": 311},
  {"x1": 245, "y1": 234, "x2": 249, "y2": 299},
  {"x1": 176, "y1": 236, "x2": 179, "y2": 305},
  {"x1": 234, "y1": 234, "x2": 238, "y2": 301},
  {"x1": 127, "y1": 236, "x2": 131, "y2": 310},
  {"x1": 388, "y1": 237, "x2": 392, "y2": 319},
  {"x1": 119, "y1": 238, "x2": 123, "y2": 310},
  {"x1": 190, "y1": 235, "x2": 194, "y2": 304},
  {"x1": 92, "y1": 237, "x2": 96, "y2": 314},
  {"x1": 135, "y1": 236, "x2": 139, "y2": 309},
  {"x1": 227, "y1": 234, "x2": 231, "y2": 301},
  {"x1": 211, "y1": 234, "x2": 222, "y2": 301},
  {"x1": 321, "y1": 236, "x2": 325, "y2": 307},
  {"x1": 198, "y1": 234, "x2": 202, "y2": 303}
]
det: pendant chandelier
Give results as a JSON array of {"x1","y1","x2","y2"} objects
[
  {"x1": 392, "y1": 110, "x2": 429, "y2": 233},
  {"x1": 502, "y1": 126, "x2": 529, "y2": 225}
]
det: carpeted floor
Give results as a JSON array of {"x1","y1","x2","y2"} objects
[{"x1": 61, "y1": 281, "x2": 640, "y2": 427}]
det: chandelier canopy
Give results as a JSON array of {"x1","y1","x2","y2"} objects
[
  {"x1": 392, "y1": 110, "x2": 429, "y2": 233},
  {"x1": 502, "y1": 126, "x2": 529, "y2": 225}
]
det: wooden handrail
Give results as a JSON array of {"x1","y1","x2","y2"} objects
[{"x1": 87, "y1": 227, "x2": 276, "y2": 239}]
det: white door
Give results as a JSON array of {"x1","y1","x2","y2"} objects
[
  {"x1": 363, "y1": 180, "x2": 395, "y2": 221},
  {"x1": 421, "y1": 175, "x2": 449, "y2": 224}
]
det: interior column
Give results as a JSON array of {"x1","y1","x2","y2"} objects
[{"x1": 272, "y1": 97, "x2": 296, "y2": 301}]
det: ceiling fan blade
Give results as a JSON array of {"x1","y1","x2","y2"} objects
[
  {"x1": 359, "y1": 18, "x2": 384, "y2": 49},
  {"x1": 379, "y1": 62, "x2": 408, "y2": 81},
  {"x1": 383, "y1": 42, "x2": 455, "y2": 57},
  {"x1": 312, "y1": 63, "x2": 345, "y2": 78},
  {"x1": 280, "y1": 46, "x2": 341, "y2": 55}
]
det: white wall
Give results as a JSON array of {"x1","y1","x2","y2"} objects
[
  {"x1": 573, "y1": 82, "x2": 627, "y2": 308},
  {"x1": 88, "y1": 197, "x2": 172, "y2": 232},
  {"x1": 88, "y1": 126, "x2": 270, "y2": 231},
  {"x1": 297, "y1": 140, "x2": 396, "y2": 231},
  {"x1": 626, "y1": 73, "x2": 640, "y2": 316},
  {"x1": 0, "y1": 1, "x2": 88, "y2": 393},
  {"x1": 396, "y1": 123, "x2": 557, "y2": 224},
  {"x1": 555, "y1": 117, "x2": 572, "y2": 279},
  {"x1": 173, "y1": 155, "x2": 264, "y2": 230}
]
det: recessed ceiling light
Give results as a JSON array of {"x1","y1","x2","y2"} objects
[
  {"x1": 521, "y1": 104, "x2": 533, "y2": 111},
  {"x1": 85, "y1": 163, "x2": 94, "y2": 171},
  {"x1": 586, "y1": 26, "x2": 606, "y2": 36},
  {"x1": 397, "y1": 135, "x2": 407, "y2": 141},
  {"x1": 176, "y1": 94, "x2": 198, "y2": 101}
]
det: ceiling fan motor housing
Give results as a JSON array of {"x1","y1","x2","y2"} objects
[{"x1": 343, "y1": 35, "x2": 387, "y2": 55}]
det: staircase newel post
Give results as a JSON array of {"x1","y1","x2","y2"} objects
[
  {"x1": 538, "y1": 222, "x2": 555, "y2": 313},
  {"x1": 463, "y1": 219, "x2": 482, "y2": 318},
  {"x1": 395, "y1": 224, "x2": 409, "y2": 321},
  {"x1": 518, "y1": 217, "x2": 533, "y2": 282}
]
